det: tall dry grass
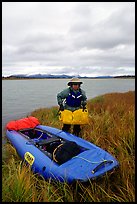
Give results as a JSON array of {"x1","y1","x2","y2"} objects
[{"x1": 2, "y1": 91, "x2": 135, "y2": 202}]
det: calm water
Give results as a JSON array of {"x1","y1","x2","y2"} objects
[{"x1": 2, "y1": 78, "x2": 135, "y2": 132}]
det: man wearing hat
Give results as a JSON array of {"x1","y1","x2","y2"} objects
[{"x1": 57, "y1": 77, "x2": 87, "y2": 136}]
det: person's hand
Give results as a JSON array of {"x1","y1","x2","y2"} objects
[
  {"x1": 81, "y1": 105, "x2": 86, "y2": 111},
  {"x1": 59, "y1": 104, "x2": 64, "y2": 111}
]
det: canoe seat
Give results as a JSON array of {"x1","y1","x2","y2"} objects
[{"x1": 36, "y1": 137, "x2": 61, "y2": 147}]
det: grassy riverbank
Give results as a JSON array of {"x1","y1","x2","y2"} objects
[{"x1": 2, "y1": 91, "x2": 135, "y2": 202}]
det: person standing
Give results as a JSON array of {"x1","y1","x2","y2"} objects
[{"x1": 57, "y1": 77, "x2": 87, "y2": 136}]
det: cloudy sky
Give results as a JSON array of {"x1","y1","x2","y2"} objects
[{"x1": 2, "y1": 2, "x2": 135, "y2": 77}]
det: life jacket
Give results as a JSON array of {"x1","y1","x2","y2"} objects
[{"x1": 66, "y1": 88, "x2": 82, "y2": 107}]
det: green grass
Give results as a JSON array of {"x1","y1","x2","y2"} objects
[{"x1": 2, "y1": 91, "x2": 135, "y2": 202}]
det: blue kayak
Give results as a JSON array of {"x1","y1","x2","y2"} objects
[{"x1": 6, "y1": 124, "x2": 119, "y2": 184}]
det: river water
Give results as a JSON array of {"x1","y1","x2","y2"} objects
[{"x1": 2, "y1": 78, "x2": 135, "y2": 133}]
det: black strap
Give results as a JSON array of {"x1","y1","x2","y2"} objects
[
  {"x1": 36, "y1": 137, "x2": 61, "y2": 147},
  {"x1": 92, "y1": 160, "x2": 114, "y2": 174}
]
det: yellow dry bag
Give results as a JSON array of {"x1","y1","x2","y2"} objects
[{"x1": 59, "y1": 109, "x2": 89, "y2": 125}]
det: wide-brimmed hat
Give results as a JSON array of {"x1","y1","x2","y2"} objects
[{"x1": 67, "y1": 78, "x2": 83, "y2": 86}]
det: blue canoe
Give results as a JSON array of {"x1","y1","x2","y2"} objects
[{"x1": 6, "y1": 124, "x2": 119, "y2": 184}]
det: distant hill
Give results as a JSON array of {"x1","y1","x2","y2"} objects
[
  {"x1": 113, "y1": 75, "x2": 135, "y2": 78},
  {"x1": 2, "y1": 74, "x2": 135, "y2": 79}
]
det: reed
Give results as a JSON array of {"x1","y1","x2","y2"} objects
[{"x1": 2, "y1": 91, "x2": 135, "y2": 202}]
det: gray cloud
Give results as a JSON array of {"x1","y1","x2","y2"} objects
[
  {"x1": 70, "y1": 5, "x2": 135, "y2": 50},
  {"x1": 2, "y1": 2, "x2": 135, "y2": 76}
]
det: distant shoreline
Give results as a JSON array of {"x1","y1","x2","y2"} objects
[{"x1": 2, "y1": 76, "x2": 135, "y2": 80}]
